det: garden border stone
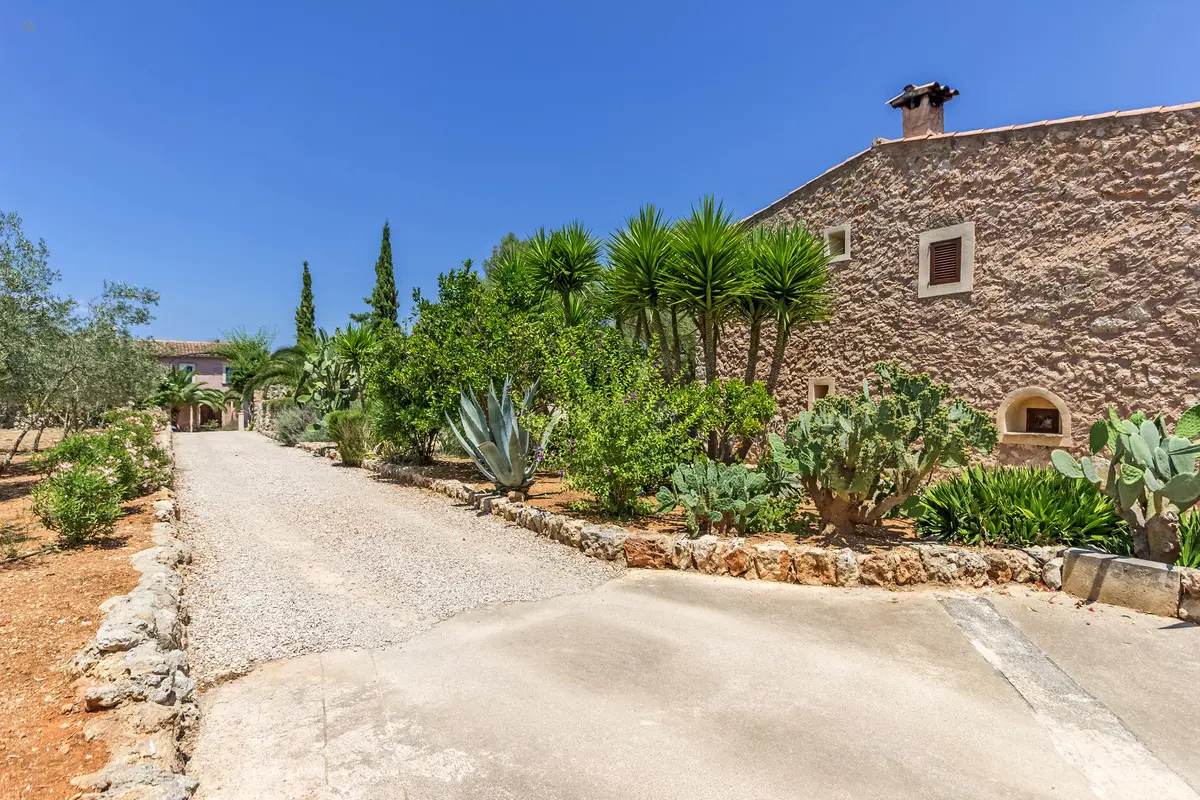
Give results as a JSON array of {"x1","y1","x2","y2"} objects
[
  {"x1": 1061, "y1": 548, "x2": 1186, "y2": 618},
  {"x1": 340, "y1": 452, "x2": 1200, "y2": 622},
  {"x1": 70, "y1": 427, "x2": 199, "y2": 800}
]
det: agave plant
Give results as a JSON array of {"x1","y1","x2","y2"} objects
[{"x1": 445, "y1": 377, "x2": 559, "y2": 492}]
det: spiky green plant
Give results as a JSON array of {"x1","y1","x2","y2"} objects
[
  {"x1": 1052, "y1": 404, "x2": 1200, "y2": 563},
  {"x1": 915, "y1": 466, "x2": 1128, "y2": 552},
  {"x1": 332, "y1": 321, "x2": 379, "y2": 404},
  {"x1": 744, "y1": 223, "x2": 832, "y2": 395},
  {"x1": 653, "y1": 459, "x2": 770, "y2": 537},
  {"x1": 665, "y1": 196, "x2": 752, "y2": 383},
  {"x1": 604, "y1": 205, "x2": 677, "y2": 375},
  {"x1": 526, "y1": 222, "x2": 603, "y2": 324},
  {"x1": 1178, "y1": 512, "x2": 1200, "y2": 569},
  {"x1": 144, "y1": 368, "x2": 226, "y2": 419},
  {"x1": 445, "y1": 377, "x2": 560, "y2": 492}
]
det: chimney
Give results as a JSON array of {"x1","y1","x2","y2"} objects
[{"x1": 887, "y1": 82, "x2": 959, "y2": 138}]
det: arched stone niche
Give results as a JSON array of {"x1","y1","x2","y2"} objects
[{"x1": 997, "y1": 386, "x2": 1072, "y2": 447}]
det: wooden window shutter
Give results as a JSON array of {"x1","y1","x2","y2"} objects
[{"x1": 929, "y1": 238, "x2": 962, "y2": 285}]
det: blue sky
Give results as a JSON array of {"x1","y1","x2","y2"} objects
[{"x1": 2, "y1": 1, "x2": 1197, "y2": 345}]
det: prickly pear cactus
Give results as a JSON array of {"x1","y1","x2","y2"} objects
[
  {"x1": 654, "y1": 459, "x2": 769, "y2": 537},
  {"x1": 1052, "y1": 404, "x2": 1200, "y2": 563}
]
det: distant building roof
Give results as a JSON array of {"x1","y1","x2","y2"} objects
[{"x1": 141, "y1": 339, "x2": 224, "y2": 358}]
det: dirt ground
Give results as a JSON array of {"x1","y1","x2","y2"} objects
[{"x1": 0, "y1": 429, "x2": 161, "y2": 800}]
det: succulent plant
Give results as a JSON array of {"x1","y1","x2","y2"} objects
[
  {"x1": 766, "y1": 361, "x2": 996, "y2": 536},
  {"x1": 1052, "y1": 404, "x2": 1200, "y2": 563},
  {"x1": 654, "y1": 459, "x2": 770, "y2": 537},
  {"x1": 446, "y1": 377, "x2": 559, "y2": 492}
]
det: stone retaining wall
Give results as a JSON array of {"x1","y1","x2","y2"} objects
[
  {"x1": 70, "y1": 428, "x2": 198, "y2": 800},
  {"x1": 359, "y1": 459, "x2": 1073, "y2": 592}
]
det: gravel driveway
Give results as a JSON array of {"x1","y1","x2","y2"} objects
[{"x1": 174, "y1": 432, "x2": 617, "y2": 682}]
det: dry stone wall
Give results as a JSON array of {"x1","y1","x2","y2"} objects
[{"x1": 727, "y1": 106, "x2": 1200, "y2": 464}]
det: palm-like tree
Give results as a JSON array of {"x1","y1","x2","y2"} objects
[
  {"x1": 332, "y1": 322, "x2": 379, "y2": 404},
  {"x1": 604, "y1": 204, "x2": 679, "y2": 376},
  {"x1": 665, "y1": 196, "x2": 752, "y2": 383},
  {"x1": 750, "y1": 223, "x2": 832, "y2": 395},
  {"x1": 527, "y1": 222, "x2": 603, "y2": 324},
  {"x1": 145, "y1": 369, "x2": 225, "y2": 427}
]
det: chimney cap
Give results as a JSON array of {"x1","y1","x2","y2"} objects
[{"x1": 887, "y1": 82, "x2": 959, "y2": 110}]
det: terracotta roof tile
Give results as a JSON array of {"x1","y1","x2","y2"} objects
[{"x1": 140, "y1": 340, "x2": 224, "y2": 358}]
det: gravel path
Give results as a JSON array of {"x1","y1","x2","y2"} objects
[{"x1": 175, "y1": 432, "x2": 617, "y2": 682}]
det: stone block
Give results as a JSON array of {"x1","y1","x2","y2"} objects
[
  {"x1": 720, "y1": 540, "x2": 756, "y2": 578},
  {"x1": 754, "y1": 541, "x2": 792, "y2": 581},
  {"x1": 1179, "y1": 568, "x2": 1200, "y2": 622},
  {"x1": 624, "y1": 533, "x2": 676, "y2": 569},
  {"x1": 580, "y1": 525, "x2": 628, "y2": 564},
  {"x1": 913, "y1": 544, "x2": 989, "y2": 587},
  {"x1": 1061, "y1": 548, "x2": 1183, "y2": 617},
  {"x1": 833, "y1": 548, "x2": 860, "y2": 586},
  {"x1": 671, "y1": 537, "x2": 694, "y2": 570},
  {"x1": 858, "y1": 547, "x2": 925, "y2": 587},
  {"x1": 559, "y1": 520, "x2": 584, "y2": 549},
  {"x1": 791, "y1": 546, "x2": 837, "y2": 585},
  {"x1": 691, "y1": 535, "x2": 720, "y2": 574},
  {"x1": 1042, "y1": 557, "x2": 1064, "y2": 590}
]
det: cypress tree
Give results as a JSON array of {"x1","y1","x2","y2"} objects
[
  {"x1": 294, "y1": 261, "x2": 316, "y2": 344},
  {"x1": 364, "y1": 221, "x2": 398, "y2": 327}
]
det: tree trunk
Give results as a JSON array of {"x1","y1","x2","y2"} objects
[
  {"x1": 31, "y1": 423, "x2": 48, "y2": 452},
  {"x1": 1143, "y1": 510, "x2": 1182, "y2": 564},
  {"x1": 670, "y1": 307, "x2": 683, "y2": 380},
  {"x1": 0, "y1": 424, "x2": 34, "y2": 474},
  {"x1": 765, "y1": 320, "x2": 789, "y2": 397},
  {"x1": 816, "y1": 494, "x2": 858, "y2": 540},
  {"x1": 650, "y1": 309, "x2": 673, "y2": 380},
  {"x1": 743, "y1": 317, "x2": 762, "y2": 384}
]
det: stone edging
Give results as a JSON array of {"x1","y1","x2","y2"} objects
[
  {"x1": 70, "y1": 427, "x2": 198, "y2": 800},
  {"x1": 357, "y1": 458, "x2": 1068, "y2": 589}
]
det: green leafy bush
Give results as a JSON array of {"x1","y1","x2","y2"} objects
[
  {"x1": 697, "y1": 379, "x2": 775, "y2": 462},
  {"x1": 275, "y1": 405, "x2": 319, "y2": 446},
  {"x1": 1052, "y1": 404, "x2": 1200, "y2": 563},
  {"x1": 654, "y1": 460, "x2": 770, "y2": 536},
  {"x1": 33, "y1": 412, "x2": 169, "y2": 500},
  {"x1": 915, "y1": 466, "x2": 1128, "y2": 552},
  {"x1": 326, "y1": 409, "x2": 371, "y2": 466},
  {"x1": 767, "y1": 361, "x2": 997, "y2": 535},
  {"x1": 31, "y1": 462, "x2": 124, "y2": 546}
]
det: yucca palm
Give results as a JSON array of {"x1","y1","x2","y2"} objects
[
  {"x1": 527, "y1": 222, "x2": 603, "y2": 324},
  {"x1": 332, "y1": 322, "x2": 379, "y2": 404},
  {"x1": 749, "y1": 223, "x2": 832, "y2": 395},
  {"x1": 604, "y1": 204, "x2": 678, "y2": 376},
  {"x1": 665, "y1": 196, "x2": 752, "y2": 383}
]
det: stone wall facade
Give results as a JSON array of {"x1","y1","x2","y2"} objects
[{"x1": 725, "y1": 104, "x2": 1200, "y2": 464}]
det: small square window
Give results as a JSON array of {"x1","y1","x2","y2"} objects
[
  {"x1": 808, "y1": 377, "x2": 836, "y2": 408},
  {"x1": 928, "y1": 238, "x2": 962, "y2": 285},
  {"x1": 1025, "y1": 407, "x2": 1061, "y2": 435},
  {"x1": 223, "y1": 366, "x2": 232, "y2": 385},
  {"x1": 822, "y1": 224, "x2": 851, "y2": 263},
  {"x1": 179, "y1": 363, "x2": 196, "y2": 379},
  {"x1": 918, "y1": 222, "x2": 975, "y2": 298}
]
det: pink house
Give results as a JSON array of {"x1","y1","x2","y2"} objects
[{"x1": 144, "y1": 340, "x2": 238, "y2": 432}]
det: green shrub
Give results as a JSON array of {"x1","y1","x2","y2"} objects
[
  {"x1": 33, "y1": 412, "x2": 169, "y2": 500},
  {"x1": 275, "y1": 405, "x2": 319, "y2": 446},
  {"x1": 326, "y1": 409, "x2": 371, "y2": 466},
  {"x1": 697, "y1": 379, "x2": 775, "y2": 462},
  {"x1": 1179, "y1": 512, "x2": 1200, "y2": 569},
  {"x1": 31, "y1": 462, "x2": 124, "y2": 546},
  {"x1": 767, "y1": 361, "x2": 996, "y2": 535},
  {"x1": 915, "y1": 466, "x2": 1129, "y2": 552},
  {"x1": 654, "y1": 460, "x2": 771, "y2": 536}
]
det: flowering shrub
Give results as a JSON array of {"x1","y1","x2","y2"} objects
[
  {"x1": 31, "y1": 461, "x2": 124, "y2": 545},
  {"x1": 33, "y1": 411, "x2": 170, "y2": 502}
]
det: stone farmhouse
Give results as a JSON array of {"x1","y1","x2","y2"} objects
[
  {"x1": 143, "y1": 340, "x2": 237, "y2": 432},
  {"x1": 733, "y1": 82, "x2": 1200, "y2": 464}
]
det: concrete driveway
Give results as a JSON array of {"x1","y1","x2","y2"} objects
[
  {"x1": 189, "y1": 573, "x2": 1200, "y2": 800},
  {"x1": 177, "y1": 434, "x2": 1200, "y2": 799}
]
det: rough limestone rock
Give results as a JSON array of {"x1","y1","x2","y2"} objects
[
  {"x1": 691, "y1": 536, "x2": 721, "y2": 574},
  {"x1": 858, "y1": 547, "x2": 926, "y2": 587},
  {"x1": 833, "y1": 548, "x2": 861, "y2": 586},
  {"x1": 671, "y1": 537, "x2": 694, "y2": 570},
  {"x1": 720, "y1": 540, "x2": 757, "y2": 578},
  {"x1": 152, "y1": 499, "x2": 176, "y2": 522},
  {"x1": 912, "y1": 544, "x2": 989, "y2": 587},
  {"x1": 1179, "y1": 568, "x2": 1200, "y2": 622},
  {"x1": 791, "y1": 546, "x2": 838, "y2": 585},
  {"x1": 1043, "y1": 557, "x2": 1064, "y2": 590},
  {"x1": 545, "y1": 514, "x2": 565, "y2": 540},
  {"x1": 624, "y1": 533, "x2": 676, "y2": 569},
  {"x1": 71, "y1": 763, "x2": 197, "y2": 800},
  {"x1": 559, "y1": 520, "x2": 585, "y2": 549},
  {"x1": 580, "y1": 525, "x2": 628, "y2": 564},
  {"x1": 754, "y1": 542, "x2": 792, "y2": 581},
  {"x1": 983, "y1": 549, "x2": 1039, "y2": 584}
]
